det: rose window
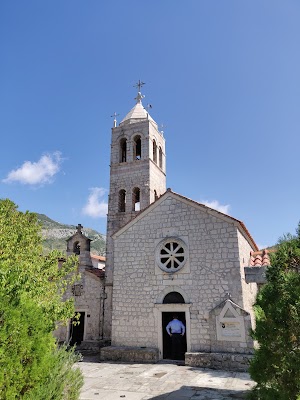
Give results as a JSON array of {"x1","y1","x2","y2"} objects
[{"x1": 156, "y1": 238, "x2": 187, "y2": 273}]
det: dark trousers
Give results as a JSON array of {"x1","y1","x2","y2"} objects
[{"x1": 171, "y1": 333, "x2": 182, "y2": 360}]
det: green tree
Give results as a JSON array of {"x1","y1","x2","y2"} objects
[
  {"x1": 0, "y1": 199, "x2": 83, "y2": 399},
  {"x1": 249, "y1": 223, "x2": 300, "y2": 400}
]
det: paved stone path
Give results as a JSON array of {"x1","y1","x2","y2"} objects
[{"x1": 78, "y1": 356, "x2": 254, "y2": 400}]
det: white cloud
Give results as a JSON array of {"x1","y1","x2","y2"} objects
[
  {"x1": 200, "y1": 199, "x2": 230, "y2": 215},
  {"x1": 82, "y1": 187, "x2": 108, "y2": 218},
  {"x1": 3, "y1": 152, "x2": 62, "y2": 185}
]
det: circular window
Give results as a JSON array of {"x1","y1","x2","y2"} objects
[{"x1": 156, "y1": 238, "x2": 187, "y2": 273}]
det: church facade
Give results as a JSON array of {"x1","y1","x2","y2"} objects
[
  {"x1": 55, "y1": 84, "x2": 267, "y2": 371},
  {"x1": 99, "y1": 85, "x2": 261, "y2": 371}
]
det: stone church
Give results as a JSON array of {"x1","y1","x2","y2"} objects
[{"x1": 57, "y1": 84, "x2": 269, "y2": 371}]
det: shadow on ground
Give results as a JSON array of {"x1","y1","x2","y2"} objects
[
  {"x1": 180, "y1": 365, "x2": 252, "y2": 382},
  {"x1": 145, "y1": 385, "x2": 249, "y2": 399},
  {"x1": 79, "y1": 355, "x2": 253, "y2": 399}
]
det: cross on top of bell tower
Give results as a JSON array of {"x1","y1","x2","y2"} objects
[
  {"x1": 134, "y1": 80, "x2": 145, "y2": 104},
  {"x1": 111, "y1": 111, "x2": 119, "y2": 128},
  {"x1": 134, "y1": 79, "x2": 145, "y2": 92}
]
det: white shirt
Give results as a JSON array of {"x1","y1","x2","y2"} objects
[{"x1": 166, "y1": 319, "x2": 185, "y2": 335}]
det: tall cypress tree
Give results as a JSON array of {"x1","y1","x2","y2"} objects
[{"x1": 249, "y1": 224, "x2": 300, "y2": 400}]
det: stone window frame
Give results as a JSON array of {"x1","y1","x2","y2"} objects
[{"x1": 155, "y1": 237, "x2": 188, "y2": 273}]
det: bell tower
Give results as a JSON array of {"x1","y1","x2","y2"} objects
[{"x1": 103, "y1": 82, "x2": 166, "y2": 338}]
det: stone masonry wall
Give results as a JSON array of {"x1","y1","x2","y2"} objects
[
  {"x1": 111, "y1": 194, "x2": 254, "y2": 354},
  {"x1": 185, "y1": 352, "x2": 253, "y2": 372},
  {"x1": 54, "y1": 271, "x2": 103, "y2": 344},
  {"x1": 149, "y1": 160, "x2": 166, "y2": 201},
  {"x1": 237, "y1": 230, "x2": 258, "y2": 329}
]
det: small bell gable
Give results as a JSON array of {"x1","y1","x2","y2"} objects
[{"x1": 66, "y1": 224, "x2": 92, "y2": 268}]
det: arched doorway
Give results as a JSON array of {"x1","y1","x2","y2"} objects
[{"x1": 162, "y1": 292, "x2": 187, "y2": 360}]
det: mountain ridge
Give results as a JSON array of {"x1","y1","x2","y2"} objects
[{"x1": 37, "y1": 213, "x2": 106, "y2": 256}]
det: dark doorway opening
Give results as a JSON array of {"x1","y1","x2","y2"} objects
[
  {"x1": 162, "y1": 312, "x2": 187, "y2": 360},
  {"x1": 69, "y1": 312, "x2": 85, "y2": 346}
]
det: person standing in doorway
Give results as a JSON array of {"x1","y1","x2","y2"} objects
[{"x1": 166, "y1": 315, "x2": 185, "y2": 360}]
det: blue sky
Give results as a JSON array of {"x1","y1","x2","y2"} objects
[{"x1": 1, "y1": 1, "x2": 300, "y2": 248}]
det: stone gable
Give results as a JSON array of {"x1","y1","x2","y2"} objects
[{"x1": 111, "y1": 194, "x2": 255, "y2": 357}]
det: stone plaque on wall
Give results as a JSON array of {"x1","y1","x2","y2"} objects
[
  {"x1": 220, "y1": 321, "x2": 241, "y2": 337},
  {"x1": 216, "y1": 301, "x2": 246, "y2": 342}
]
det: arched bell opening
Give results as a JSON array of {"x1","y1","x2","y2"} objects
[
  {"x1": 73, "y1": 241, "x2": 80, "y2": 255},
  {"x1": 133, "y1": 135, "x2": 141, "y2": 160},
  {"x1": 119, "y1": 138, "x2": 127, "y2": 163},
  {"x1": 132, "y1": 187, "x2": 141, "y2": 211}
]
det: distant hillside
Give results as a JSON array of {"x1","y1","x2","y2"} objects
[{"x1": 37, "y1": 214, "x2": 106, "y2": 256}]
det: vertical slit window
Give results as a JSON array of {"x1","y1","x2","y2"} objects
[
  {"x1": 118, "y1": 189, "x2": 126, "y2": 212},
  {"x1": 159, "y1": 147, "x2": 163, "y2": 169},
  {"x1": 132, "y1": 187, "x2": 141, "y2": 211},
  {"x1": 154, "y1": 190, "x2": 158, "y2": 201},
  {"x1": 153, "y1": 140, "x2": 157, "y2": 163},
  {"x1": 133, "y1": 136, "x2": 141, "y2": 160},
  {"x1": 120, "y1": 138, "x2": 127, "y2": 163}
]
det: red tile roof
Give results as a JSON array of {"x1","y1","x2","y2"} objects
[
  {"x1": 91, "y1": 254, "x2": 106, "y2": 262},
  {"x1": 250, "y1": 250, "x2": 275, "y2": 267}
]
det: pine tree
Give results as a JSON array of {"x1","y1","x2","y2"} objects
[
  {"x1": 249, "y1": 223, "x2": 300, "y2": 400},
  {"x1": 0, "y1": 199, "x2": 83, "y2": 399}
]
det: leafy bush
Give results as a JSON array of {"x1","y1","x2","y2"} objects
[
  {"x1": 0, "y1": 199, "x2": 83, "y2": 399},
  {"x1": 249, "y1": 224, "x2": 300, "y2": 400}
]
